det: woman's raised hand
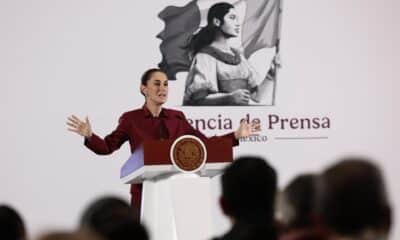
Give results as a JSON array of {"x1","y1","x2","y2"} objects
[
  {"x1": 234, "y1": 119, "x2": 260, "y2": 139},
  {"x1": 67, "y1": 115, "x2": 92, "y2": 138}
]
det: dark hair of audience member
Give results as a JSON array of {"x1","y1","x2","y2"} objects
[
  {"x1": 0, "y1": 205, "x2": 26, "y2": 240},
  {"x1": 79, "y1": 196, "x2": 148, "y2": 240},
  {"x1": 317, "y1": 157, "x2": 392, "y2": 237},
  {"x1": 282, "y1": 173, "x2": 316, "y2": 230},
  {"x1": 37, "y1": 230, "x2": 100, "y2": 240},
  {"x1": 221, "y1": 156, "x2": 277, "y2": 225}
]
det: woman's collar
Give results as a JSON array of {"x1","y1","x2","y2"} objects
[{"x1": 199, "y1": 45, "x2": 241, "y2": 65}]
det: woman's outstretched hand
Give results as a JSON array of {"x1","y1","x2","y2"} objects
[
  {"x1": 234, "y1": 120, "x2": 260, "y2": 139},
  {"x1": 67, "y1": 115, "x2": 92, "y2": 138}
]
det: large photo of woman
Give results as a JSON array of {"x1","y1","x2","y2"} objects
[
  {"x1": 157, "y1": 0, "x2": 282, "y2": 106},
  {"x1": 183, "y1": 2, "x2": 279, "y2": 106}
]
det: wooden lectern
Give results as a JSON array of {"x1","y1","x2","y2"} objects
[{"x1": 120, "y1": 137, "x2": 233, "y2": 240}]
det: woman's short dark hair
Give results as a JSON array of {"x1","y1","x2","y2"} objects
[
  {"x1": 140, "y1": 68, "x2": 166, "y2": 96},
  {"x1": 140, "y1": 68, "x2": 165, "y2": 86},
  {"x1": 188, "y1": 2, "x2": 234, "y2": 55}
]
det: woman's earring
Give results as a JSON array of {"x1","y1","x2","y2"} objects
[{"x1": 213, "y1": 18, "x2": 221, "y2": 27}]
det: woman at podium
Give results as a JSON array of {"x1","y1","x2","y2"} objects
[{"x1": 66, "y1": 68, "x2": 256, "y2": 211}]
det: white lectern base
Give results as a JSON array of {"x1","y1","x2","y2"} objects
[{"x1": 141, "y1": 173, "x2": 216, "y2": 240}]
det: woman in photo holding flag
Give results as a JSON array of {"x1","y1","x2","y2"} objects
[{"x1": 183, "y1": 2, "x2": 280, "y2": 106}]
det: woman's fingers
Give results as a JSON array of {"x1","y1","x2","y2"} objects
[
  {"x1": 67, "y1": 117, "x2": 85, "y2": 128},
  {"x1": 242, "y1": 89, "x2": 250, "y2": 94},
  {"x1": 66, "y1": 121, "x2": 78, "y2": 128},
  {"x1": 239, "y1": 117, "x2": 262, "y2": 136},
  {"x1": 67, "y1": 115, "x2": 89, "y2": 132},
  {"x1": 71, "y1": 115, "x2": 79, "y2": 121},
  {"x1": 239, "y1": 90, "x2": 250, "y2": 104},
  {"x1": 68, "y1": 116, "x2": 80, "y2": 125},
  {"x1": 241, "y1": 90, "x2": 250, "y2": 98},
  {"x1": 67, "y1": 128, "x2": 79, "y2": 133},
  {"x1": 251, "y1": 121, "x2": 259, "y2": 129}
]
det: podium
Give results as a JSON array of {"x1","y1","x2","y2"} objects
[{"x1": 120, "y1": 137, "x2": 233, "y2": 240}]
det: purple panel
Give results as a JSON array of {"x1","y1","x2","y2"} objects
[{"x1": 120, "y1": 146, "x2": 144, "y2": 178}]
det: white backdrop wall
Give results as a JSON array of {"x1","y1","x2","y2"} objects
[{"x1": 0, "y1": 0, "x2": 399, "y2": 239}]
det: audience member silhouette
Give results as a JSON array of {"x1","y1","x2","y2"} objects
[
  {"x1": 3, "y1": 156, "x2": 393, "y2": 240},
  {"x1": 212, "y1": 156, "x2": 278, "y2": 240},
  {"x1": 79, "y1": 196, "x2": 148, "y2": 240},
  {"x1": 277, "y1": 174, "x2": 324, "y2": 240},
  {"x1": 0, "y1": 205, "x2": 26, "y2": 240},
  {"x1": 316, "y1": 157, "x2": 392, "y2": 240}
]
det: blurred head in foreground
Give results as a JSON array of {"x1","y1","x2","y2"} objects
[
  {"x1": 0, "y1": 205, "x2": 26, "y2": 240},
  {"x1": 79, "y1": 196, "x2": 148, "y2": 240},
  {"x1": 316, "y1": 157, "x2": 392, "y2": 240}
]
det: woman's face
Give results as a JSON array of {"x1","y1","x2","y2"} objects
[
  {"x1": 141, "y1": 71, "x2": 168, "y2": 105},
  {"x1": 221, "y1": 8, "x2": 240, "y2": 38}
]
